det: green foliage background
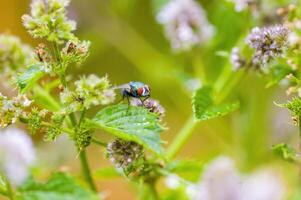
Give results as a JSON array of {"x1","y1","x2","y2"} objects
[{"x1": 0, "y1": 0, "x2": 299, "y2": 199}]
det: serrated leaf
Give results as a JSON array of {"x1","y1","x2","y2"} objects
[
  {"x1": 17, "y1": 63, "x2": 45, "y2": 93},
  {"x1": 272, "y1": 143, "x2": 298, "y2": 163},
  {"x1": 16, "y1": 172, "x2": 99, "y2": 200},
  {"x1": 193, "y1": 87, "x2": 239, "y2": 121},
  {"x1": 91, "y1": 104, "x2": 164, "y2": 154}
]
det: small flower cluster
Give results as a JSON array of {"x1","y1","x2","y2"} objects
[
  {"x1": 0, "y1": 93, "x2": 32, "y2": 127},
  {"x1": 0, "y1": 127, "x2": 36, "y2": 187},
  {"x1": 246, "y1": 25, "x2": 290, "y2": 65},
  {"x1": 107, "y1": 138, "x2": 144, "y2": 169},
  {"x1": 22, "y1": 0, "x2": 76, "y2": 43},
  {"x1": 60, "y1": 74, "x2": 115, "y2": 113},
  {"x1": 130, "y1": 98, "x2": 165, "y2": 119},
  {"x1": 0, "y1": 34, "x2": 35, "y2": 74},
  {"x1": 157, "y1": 0, "x2": 214, "y2": 51},
  {"x1": 27, "y1": 107, "x2": 48, "y2": 134},
  {"x1": 74, "y1": 121, "x2": 93, "y2": 151},
  {"x1": 61, "y1": 41, "x2": 90, "y2": 66},
  {"x1": 44, "y1": 112, "x2": 65, "y2": 141}
]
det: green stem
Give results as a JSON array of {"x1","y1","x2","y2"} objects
[
  {"x1": 79, "y1": 151, "x2": 97, "y2": 192},
  {"x1": 5, "y1": 179, "x2": 14, "y2": 200},
  {"x1": 166, "y1": 116, "x2": 196, "y2": 160},
  {"x1": 298, "y1": 116, "x2": 301, "y2": 184},
  {"x1": 92, "y1": 138, "x2": 107, "y2": 147},
  {"x1": 51, "y1": 42, "x2": 97, "y2": 192},
  {"x1": 192, "y1": 49, "x2": 207, "y2": 85},
  {"x1": 140, "y1": 182, "x2": 159, "y2": 200},
  {"x1": 166, "y1": 69, "x2": 248, "y2": 159}
]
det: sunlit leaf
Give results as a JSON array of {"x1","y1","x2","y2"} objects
[
  {"x1": 193, "y1": 87, "x2": 239, "y2": 121},
  {"x1": 17, "y1": 63, "x2": 45, "y2": 93},
  {"x1": 16, "y1": 172, "x2": 99, "y2": 200},
  {"x1": 91, "y1": 104, "x2": 165, "y2": 154}
]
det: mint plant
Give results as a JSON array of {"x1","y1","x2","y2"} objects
[{"x1": 1, "y1": 0, "x2": 301, "y2": 199}]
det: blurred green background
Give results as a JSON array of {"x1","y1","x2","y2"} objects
[{"x1": 0, "y1": 0, "x2": 299, "y2": 199}]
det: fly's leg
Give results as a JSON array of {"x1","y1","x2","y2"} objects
[
  {"x1": 126, "y1": 95, "x2": 131, "y2": 113},
  {"x1": 140, "y1": 95, "x2": 150, "y2": 107}
]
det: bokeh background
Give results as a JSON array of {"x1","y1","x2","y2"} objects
[{"x1": 0, "y1": 0, "x2": 299, "y2": 199}]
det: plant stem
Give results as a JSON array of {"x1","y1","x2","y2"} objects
[
  {"x1": 5, "y1": 179, "x2": 14, "y2": 200},
  {"x1": 92, "y1": 138, "x2": 107, "y2": 147},
  {"x1": 166, "y1": 116, "x2": 196, "y2": 160},
  {"x1": 79, "y1": 150, "x2": 97, "y2": 192},
  {"x1": 51, "y1": 42, "x2": 97, "y2": 192},
  {"x1": 298, "y1": 116, "x2": 301, "y2": 184},
  {"x1": 140, "y1": 182, "x2": 159, "y2": 200},
  {"x1": 166, "y1": 69, "x2": 248, "y2": 159}
]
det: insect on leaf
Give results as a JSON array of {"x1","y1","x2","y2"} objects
[{"x1": 91, "y1": 104, "x2": 165, "y2": 154}]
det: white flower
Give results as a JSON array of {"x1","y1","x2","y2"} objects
[
  {"x1": 242, "y1": 170, "x2": 285, "y2": 200},
  {"x1": 195, "y1": 156, "x2": 242, "y2": 200},
  {"x1": 157, "y1": 0, "x2": 214, "y2": 51},
  {"x1": 165, "y1": 174, "x2": 181, "y2": 189},
  {"x1": 231, "y1": 0, "x2": 256, "y2": 12},
  {"x1": 193, "y1": 156, "x2": 286, "y2": 200},
  {"x1": 0, "y1": 127, "x2": 36, "y2": 186}
]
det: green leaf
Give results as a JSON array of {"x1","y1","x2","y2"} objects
[
  {"x1": 91, "y1": 104, "x2": 164, "y2": 154},
  {"x1": 266, "y1": 64, "x2": 293, "y2": 88},
  {"x1": 193, "y1": 87, "x2": 239, "y2": 121},
  {"x1": 16, "y1": 172, "x2": 99, "y2": 200},
  {"x1": 17, "y1": 63, "x2": 45, "y2": 93},
  {"x1": 276, "y1": 97, "x2": 301, "y2": 118},
  {"x1": 272, "y1": 143, "x2": 298, "y2": 163},
  {"x1": 94, "y1": 167, "x2": 121, "y2": 179}
]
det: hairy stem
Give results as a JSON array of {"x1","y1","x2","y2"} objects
[
  {"x1": 79, "y1": 150, "x2": 97, "y2": 192},
  {"x1": 51, "y1": 42, "x2": 97, "y2": 192}
]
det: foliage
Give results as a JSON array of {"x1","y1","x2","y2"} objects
[
  {"x1": 1, "y1": 0, "x2": 301, "y2": 199},
  {"x1": 16, "y1": 173, "x2": 99, "y2": 200},
  {"x1": 92, "y1": 104, "x2": 164, "y2": 154},
  {"x1": 193, "y1": 86, "x2": 239, "y2": 121}
]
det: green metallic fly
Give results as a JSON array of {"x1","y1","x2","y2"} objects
[{"x1": 115, "y1": 81, "x2": 151, "y2": 105}]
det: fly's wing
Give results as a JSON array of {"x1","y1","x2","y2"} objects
[{"x1": 111, "y1": 83, "x2": 131, "y2": 90}]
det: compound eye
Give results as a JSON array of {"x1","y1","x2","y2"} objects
[{"x1": 137, "y1": 87, "x2": 144, "y2": 96}]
